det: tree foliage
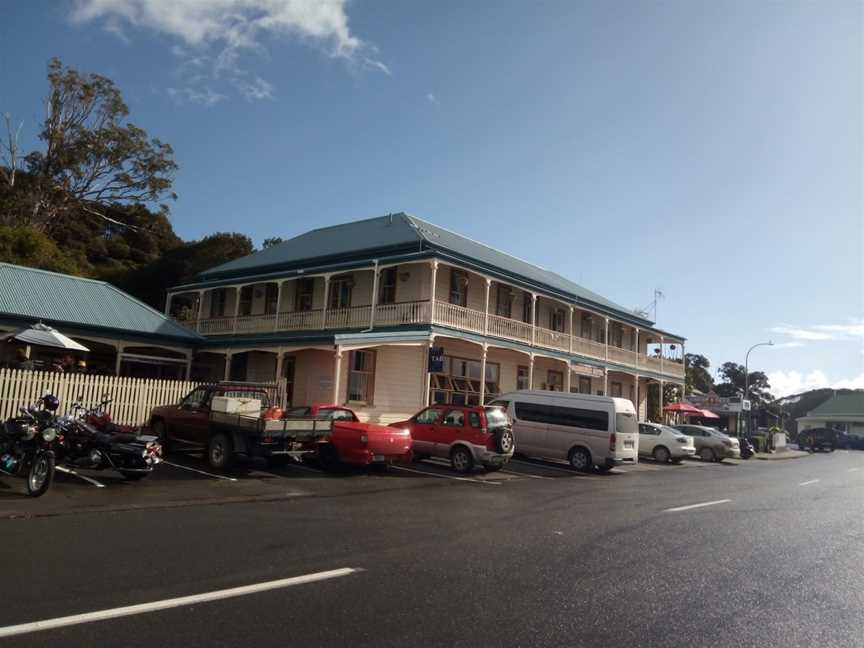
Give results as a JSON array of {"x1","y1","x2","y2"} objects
[
  {"x1": 714, "y1": 361, "x2": 773, "y2": 406},
  {"x1": 684, "y1": 353, "x2": 713, "y2": 395},
  {"x1": 6, "y1": 59, "x2": 177, "y2": 231}
]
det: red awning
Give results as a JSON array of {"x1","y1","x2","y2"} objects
[
  {"x1": 698, "y1": 408, "x2": 720, "y2": 419},
  {"x1": 663, "y1": 401, "x2": 702, "y2": 415}
]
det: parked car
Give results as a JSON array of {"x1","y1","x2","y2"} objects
[
  {"x1": 490, "y1": 391, "x2": 638, "y2": 472},
  {"x1": 391, "y1": 404, "x2": 514, "y2": 473},
  {"x1": 150, "y1": 384, "x2": 325, "y2": 469},
  {"x1": 284, "y1": 405, "x2": 412, "y2": 469},
  {"x1": 797, "y1": 427, "x2": 836, "y2": 453},
  {"x1": 837, "y1": 432, "x2": 864, "y2": 450},
  {"x1": 674, "y1": 424, "x2": 740, "y2": 462},
  {"x1": 638, "y1": 422, "x2": 695, "y2": 463}
]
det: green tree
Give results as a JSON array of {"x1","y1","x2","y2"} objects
[
  {"x1": 5, "y1": 58, "x2": 177, "y2": 231},
  {"x1": 684, "y1": 353, "x2": 713, "y2": 395},
  {"x1": 714, "y1": 362, "x2": 773, "y2": 406},
  {"x1": 262, "y1": 237, "x2": 284, "y2": 248},
  {"x1": 0, "y1": 225, "x2": 79, "y2": 273}
]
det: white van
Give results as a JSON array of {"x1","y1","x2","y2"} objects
[{"x1": 490, "y1": 391, "x2": 639, "y2": 471}]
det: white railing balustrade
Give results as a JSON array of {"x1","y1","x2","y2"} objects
[
  {"x1": 375, "y1": 301, "x2": 431, "y2": 326},
  {"x1": 572, "y1": 336, "x2": 606, "y2": 360},
  {"x1": 198, "y1": 317, "x2": 235, "y2": 335},
  {"x1": 487, "y1": 313, "x2": 533, "y2": 343},
  {"x1": 432, "y1": 300, "x2": 485, "y2": 334},
  {"x1": 534, "y1": 327, "x2": 570, "y2": 352},
  {"x1": 326, "y1": 305, "x2": 373, "y2": 329},
  {"x1": 235, "y1": 314, "x2": 277, "y2": 333},
  {"x1": 277, "y1": 309, "x2": 322, "y2": 331}
]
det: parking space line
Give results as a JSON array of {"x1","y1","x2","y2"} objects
[
  {"x1": 799, "y1": 479, "x2": 819, "y2": 486},
  {"x1": 498, "y1": 469, "x2": 552, "y2": 480},
  {"x1": 664, "y1": 499, "x2": 731, "y2": 513},
  {"x1": 390, "y1": 464, "x2": 502, "y2": 485},
  {"x1": 55, "y1": 466, "x2": 106, "y2": 488},
  {"x1": 161, "y1": 460, "x2": 237, "y2": 482},
  {"x1": 0, "y1": 567, "x2": 361, "y2": 639}
]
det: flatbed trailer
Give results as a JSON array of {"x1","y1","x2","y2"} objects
[{"x1": 207, "y1": 412, "x2": 333, "y2": 467}]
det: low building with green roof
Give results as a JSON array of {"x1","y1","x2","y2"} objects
[
  {"x1": 797, "y1": 391, "x2": 864, "y2": 437},
  {"x1": 0, "y1": 263, "x2": 202, "y2": 378},
  {"x1": 166, "y1": 213, "x2": 688, "y2": 424}
]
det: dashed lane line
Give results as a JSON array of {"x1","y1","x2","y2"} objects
[
  {"x1": 0, "y1": 567, "x2": 361, "y2": 639},
  {"x1": 799, "y1": 479, "x2": 820, "y2": 486},
  {"x1": 664, "y1": 499, "x2": 732, "y2": 513}
]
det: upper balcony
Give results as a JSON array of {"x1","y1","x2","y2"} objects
[{"x1": 168, "y1": 260, "x2": 685, "y2": 380}]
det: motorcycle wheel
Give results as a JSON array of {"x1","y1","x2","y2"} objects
[{"x1": 26, "y1": 452, "x2": 55, "y2": 497}]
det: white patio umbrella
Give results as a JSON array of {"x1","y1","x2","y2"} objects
[{"x1": 2, "y1": 322, "x2": 90, "y2": 352}]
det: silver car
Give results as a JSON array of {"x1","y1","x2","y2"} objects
[
  {"x1": 638, "y1": 422, "x2": 696, "y2": 463},
  {"x1": 675, "y1": 424, "x2": 740, "y2": 462}
]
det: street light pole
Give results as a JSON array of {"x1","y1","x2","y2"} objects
[{"x1": 743, "y1": 340, "x2": 773, "y2": 437}]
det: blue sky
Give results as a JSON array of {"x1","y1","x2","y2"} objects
[{"x1": 1, "y1": 1, "x2": 861, "y2": 396}]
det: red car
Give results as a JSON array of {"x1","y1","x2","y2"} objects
[
  {"x1": 391, "y1": 404, "x2": 514, "y2": 473},
  {"x1": 284, "y1": 405, "x2": 412, "y2": 469}
]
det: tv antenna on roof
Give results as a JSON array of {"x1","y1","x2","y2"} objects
[{"x1": 638, "y1": 289, "x2": 664, "y2": 323}]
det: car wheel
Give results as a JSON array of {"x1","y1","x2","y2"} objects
[
  {"x1": 151, "y1": 420, "x2": 169, "y2": 452},
  {"x1": 568, "y1": 447, "x2": 592, "y2": 472},
  {"x1": 495, "y1": 428, "x2": 515, "y2": 454},
  {"x1": 652, "y1": 446, "x2": 671, "y2": 464},
  {"x1": 450, "y1": 446, "x2": 474, "y2": 473},
  {"x1": 207, "y1": 433, "x2": 234, "y2": 471},
  {"x1": 700, "y1": 447, "x2": 715, "y2": 463},
  {"x1": 671, "y1": 457, "x2": 683, "y2": 464}
]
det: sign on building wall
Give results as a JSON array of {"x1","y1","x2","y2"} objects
[{"x1": 428, "y1": 346, "x2": 444, "y2": 373}]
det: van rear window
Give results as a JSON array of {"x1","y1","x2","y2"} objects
[
  {"x1": 616, "y1": 412, "x2": 637, "y2": 436},
  {"x1": 514, "y1": 402, "x2": 608, "y2": 431}
]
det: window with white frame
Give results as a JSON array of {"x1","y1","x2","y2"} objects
[
  {"x1": 347, "y1": 350, "x2": 375, "y2": 403},
  {"x1": 329, "y1": 275, "x2": 354, "y2": 309},
  {"x1": 210, "y1": 289, "x2": 228, "y2": 318},
  {"x1": 495, "y1": 284, "x2": 513, "y2": 318},
  {"x1": 430, "y1": 355, "x2": 500, "y2": 405}
]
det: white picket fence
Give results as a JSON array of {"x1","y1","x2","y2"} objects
[{"x1": 0, "y1": 369, "x2": 204, "y2": 427}]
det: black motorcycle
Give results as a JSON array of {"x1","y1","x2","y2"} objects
[
  {"x1": 739, "y1": 436, "x2": 755, "y2": 460},
  {"x1": 0, "y1": 395, "x2": 59, "y2": 497},
  {"x1": 54, "y1": 400, "x2": 162, "y2": 481}
]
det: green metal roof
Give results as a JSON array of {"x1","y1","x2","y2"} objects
[
  {"x1": 807, "y1": 392, "x2": 864, "y2": 417},
  {"x1": 0, "y1": 263, "x2": 201, "y2": 343},
  {"x1": 195, "y1": 213, "x2": 668, "y2": 331}
]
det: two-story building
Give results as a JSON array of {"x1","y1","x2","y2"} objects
[{"x1": 167, "y1": 213, "x2": 687, "y2": 424}]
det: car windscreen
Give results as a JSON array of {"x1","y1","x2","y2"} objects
[
  {"x1": 484, "y1": 407, "x2": 509, "y2": 429},
  {"x1": 616, "y1": 412, "x2": 638, "y2": 435},
  {"x1": 661, "y1": 425, "x2": 685, "y2": 436}
]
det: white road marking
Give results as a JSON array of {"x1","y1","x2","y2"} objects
[
  {"x1": 498, "y1": 469, "x2": 552, "y2": 480},
  {"x1": 799, "y1": 479, "x2": 820, "y2": 486},
  {"x1": 0, "y1": 567, "x2": 360, "y2": 639},
  {"x1": 848, "y1": 468, "x2": 859, "y2": 473},
  {"x1": 509, "y1": 459, "x2": 598, "y2": 479},
  {"x1": 390, "y1": 464, "x2": 501, "y2": 485},
  {"x1": 161, "y1": 460, "x2": 237, "y2": 482},
  {"x1": 664, "y1": 499, "x2": 732, "y2": 513},
  {"x1": 55, "y1": 466, "x2": 105, "y2": 488}
]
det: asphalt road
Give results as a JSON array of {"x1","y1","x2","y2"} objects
[{"x1": 1, "y1": 450, "x2": 862, "y2": 647}]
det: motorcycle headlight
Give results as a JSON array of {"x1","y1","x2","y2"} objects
[{"x1": 41, "y1": 427, "x2": 57, "y2": 443}]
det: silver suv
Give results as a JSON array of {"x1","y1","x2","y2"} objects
[{"x1": 674, "y1": 425, "x2": 740, "y2": 462}]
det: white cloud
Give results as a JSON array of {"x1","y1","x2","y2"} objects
[
  {"x1": 767, "y1": 370, "x2": 864, "y2": 398},
  {"x1": 167, "y1": 86, "x2": 226, "y2": 107},
  {"x1": 811, "y1": 322, "x2": 864, "y2": 338},
  {"x1": 232, "y1": 75, "x2": 274, "y2": 101},
  {"x1": 70, "y1": 0, "x2": 389, "y2": 102},
  {"x1": 769, "y1": 325, "x2": 834, "y2": 341}
]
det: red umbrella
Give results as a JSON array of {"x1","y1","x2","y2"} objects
[
  {"x1": 698, "y1": 408, "x2": 720, "y2": 419},
  {"x1": 663, "y1": 401, "x2": 703, "y2": 415}
]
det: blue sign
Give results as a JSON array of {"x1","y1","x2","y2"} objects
[{"x1": 428, "y1": 346, "x2": 445, "y2": 373}]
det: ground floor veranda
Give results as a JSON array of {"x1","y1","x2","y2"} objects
[{"x1": 191, "y1": 331, "x2": 685, "y2": 425}]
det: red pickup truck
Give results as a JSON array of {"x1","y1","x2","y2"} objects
[{"x1": 283, "y1": 404, "x2": 412, "y2": 470}]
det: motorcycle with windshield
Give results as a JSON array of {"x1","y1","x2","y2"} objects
[
  {"x1": 54, "y1": 395, "x2": 162, "y2": 481},
  {"x1": 0, "y1": 394, "x2": 59, "y2": 497}
]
